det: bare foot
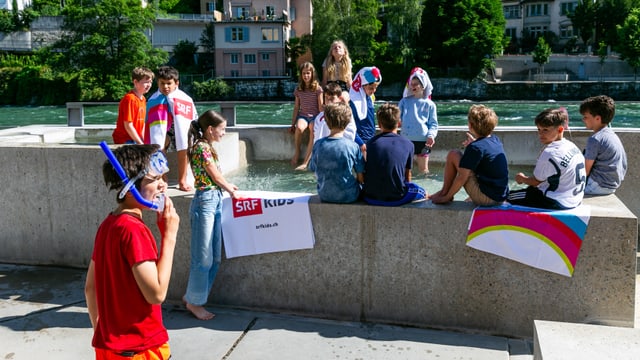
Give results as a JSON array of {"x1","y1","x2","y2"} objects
[
  {"x1": 183, "y1": 296, "x2": 215, "y2": 320},
  {"x1": 294, "y1": 164, "x2": 307, "y2": 171}
]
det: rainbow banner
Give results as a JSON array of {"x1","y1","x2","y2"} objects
[{"x1": 467, "y1": 205, "x2": 591, "y2": 277}]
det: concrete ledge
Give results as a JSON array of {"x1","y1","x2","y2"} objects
[
  {"x1": 0, "y1": 129, "x2": 636, "y2": 338},
  {"x1": 533, "y1": 320, "x2": 640, "y2": 359}
]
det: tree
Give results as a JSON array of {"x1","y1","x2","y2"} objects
[
  {"x1": 532, "y1": 37, "x2": 552, "y2": 79},
  {"x1": 596, "y1": 0, "x2": 637, "y2": 50},
  {"x1": 616, "y1": 7, "x2": 640, "y2": 80},
  {"x1": 569, "y1": 0, "x2": 598, "y2": 47},
  {"x1": 418, "y1": 0, "x2": 506, "y2": 79},
  {"x1": 47, "y1": 0, "x2": 167, "y2": 88},
  {"x1": 286, "y1": 34, "x2": 311, "y2": 80},
  {"x1": 310, "y1": 0, "x2": 382, "y2": 72},
  {"x1": 383, "y1": 0, "x2": 424, "y2": 68},
  {"x1": 199, "y1": 22, "x2": 215, "y2": 72}
]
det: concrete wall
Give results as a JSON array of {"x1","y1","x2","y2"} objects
[{"x1": 0, "y1": 126, "x2": 636, "y2": 338}]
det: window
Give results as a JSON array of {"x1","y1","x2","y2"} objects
[
  {"x1": 230, "y1": 54, "x2": 239, "y2": 64},
  {"x1": 266, "y1": 5, "x2": 275, "y2": 18},
  {"x1": 262, "y1": 70, "x2": 271, "y2": 77},
  {"x1": 244, "y1": 54, "x2": 256, "y2": 64},
  {"x1": 560, "y1": 2, "x2": 578, "y2": 16},
  {"x1": 503, "y1": 5, "x2": 520, "y2": 19},
  {"x1": 230, "y1": 70, "x2": 239, "y2": 77},
  {"x1": 526, "y1": 26, "x2": 548, "y2": 38},
  {"x1": 225, "y1": 27, "x2": 249, "y2": 42},
  {"x1": 527, "y1": 4, "x2": 548, "y2": 17},
  {"x1": 290, "y1": 7, "x2": 296, "y2": 21},
  {"x1": 262, "y1": 28, "x2": 279, "y2": 42},
  {"x1": 233, "y1": 6, "x2": 249, "y2": 19},
  {"x1": 505, "y1": 28, "x2": 517, "y2": 40},
  {"x1": 560, "y1": 25, "x2": 574, "y2": 38},
  {"x1": 206, "y1": 2, "x2": 215, "y2": 12},
  {"x1": 262, "y1": 53, "x2": 270, "y2": 61}
]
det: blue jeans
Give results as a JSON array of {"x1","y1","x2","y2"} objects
[{"x1": 184, "y1": 189, "x2": 222, "y2": 306}]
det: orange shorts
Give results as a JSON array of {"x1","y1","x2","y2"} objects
[{"x1": 95, "y1": 343, "x2": 170, "y2": 360}]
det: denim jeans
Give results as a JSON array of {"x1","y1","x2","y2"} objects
[{"x1": 184, "y1": 188, "x2": 222, "y2": 306}]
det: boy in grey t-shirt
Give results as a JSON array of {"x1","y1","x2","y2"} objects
[{"x1": 579, "y1": 95, "x2": 627, "y2": 195}]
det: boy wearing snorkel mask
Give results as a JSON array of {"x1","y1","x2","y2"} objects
[{"x1": 85, "y1": 144, "x2": 179, "y2": 360}]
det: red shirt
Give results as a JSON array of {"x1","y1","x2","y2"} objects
[
  {"x1": 91, "y1": 213, "x2": 168, "y2": 352},
  {"x1": 112, "y1": 91, "x2": 146, "y2": 144}
]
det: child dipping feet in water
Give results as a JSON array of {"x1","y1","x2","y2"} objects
[
  {"x1": 290, "y1": 62, "x2": 323, "y2": 170},
  {"x1": 430, "y1": 105, "x2": 509, "y2": 205},
  {"x1": 183, "y1": 110, "x2": 240, "y2": 320}
]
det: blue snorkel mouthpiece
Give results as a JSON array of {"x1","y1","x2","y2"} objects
[{"x1": 99, "y1": 141, "x2": 167, "y2": 212}]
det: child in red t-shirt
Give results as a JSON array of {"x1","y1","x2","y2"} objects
[{"x1": 85, "y1": 144, "x2": 179, "y2": 359}]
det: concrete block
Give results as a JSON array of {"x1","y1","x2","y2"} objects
[{"x1": 533, "y1": 320, "x2": 640, "y2": 360}]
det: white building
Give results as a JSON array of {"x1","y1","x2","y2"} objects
[
  {"x1": 503, "y1": 0, "x2": 578, "y2": 46},
  {"x1": 0, "y1": 0, "x2": 31, "y2": 10}
]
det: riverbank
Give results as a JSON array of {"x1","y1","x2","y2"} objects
[{"x1": 221, "y1": 78, "x2": 640, "y2": 102}]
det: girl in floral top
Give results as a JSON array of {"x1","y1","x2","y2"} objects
[{"x1": 183, "y1": 109, "x2": 239, "y2": 320}]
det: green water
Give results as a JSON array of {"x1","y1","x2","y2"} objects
[
  {"x1": 226, "y1": 160, "x2": 533, "y2": 198},
  {"x1": 3, "y1": 100, "x2": 640, "y2": 128}
]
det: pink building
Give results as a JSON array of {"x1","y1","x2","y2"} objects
[{"x1": 203, "y1": 0, "x2": 312, "y2": 78}]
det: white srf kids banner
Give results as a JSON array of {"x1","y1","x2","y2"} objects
[{"x1": 221, "y1": 191, "x2": 315, "y2": 258}]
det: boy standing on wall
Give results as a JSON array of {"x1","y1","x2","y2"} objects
[
  {"x1": 85, "y1": 144, "x2": 179, "y2": 359},
  {"x1": 579, "y1": 95, "x2": 627, "y2": 195},
  {"x1": 112, "y1": 67, "x2": 154, "y2": 144},
  {"x1": 146, "y1": 66, "x2": 198, "y2": 192}
]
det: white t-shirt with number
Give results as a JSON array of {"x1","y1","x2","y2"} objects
[{"x1": 533, "y1": 138, "x2": 586, "y2": 209}]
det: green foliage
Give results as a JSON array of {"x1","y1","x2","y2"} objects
[
  {"x1": 47, "y1": 0, "x2": 168, "y2": 97},
  {"x1": 0, "y1": 66, "x2": 80, "y2": 105},
  {"x1": 418, "y1": 0, "x2": 506, "y2": 79},
  {"x1": 310, "y1": 0, "x2": 382, "y2": 76},
  {"x1": 32, "y1": 0, "x2": 64, "y2": 16},
  {"x1": 532, "y1": 37, "x2": 552, "y2": 74},
  {"x1": 191, "y1": 78, "x2": 235, "y2": 101},
  {"x1": 383, "y1": 0, "x2": 424, "y2": 68},
  {"x1": 569, "y1": 0, "x2": 598, "y2": 45},
  {"x1": 173, "y1": 39, "x2": 198, "y2": 70},
  {"x1": 616, "y1": 7, "x2": 640, "y2": 74}
]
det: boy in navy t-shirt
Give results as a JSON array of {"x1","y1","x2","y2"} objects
[
  {"x1": 363, "y1": 103, "x2": 426, "y2": 206},
  {"x1": 430, "y1": 105, "x2": 509, "y2": 205}
]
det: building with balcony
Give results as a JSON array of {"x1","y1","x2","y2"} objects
[{"x1": 208, "y1": 0, "x2": 311, "y2": 78}]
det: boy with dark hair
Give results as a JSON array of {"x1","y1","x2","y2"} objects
[
  {"x1": 313, "y1": 82, "x2": 357, "y2": 142},
  {"x1": 363, "y1": 102, "x2": 426, "y2": 206},
  {"x1": 146, "y1": 65, "x2": 198, "y2": 192},
  {"x1": 579, "y1": 95, "x2": 627, "y2": 194},
  {"x1": 112, "y1": 67, "x2": 154, "y2": 144},
  {"x1": 85, "y1": 144, "x2": 179, "y2": 359},
  {"x1": 309, "y1": 102, "x2": 364, "y2": 203},
  {"x1": 430, "y1": 105, "x2": 509, "y2": 205},
  {"x1": 508, "y1": 108, "x2": 586, "y2": 209}
]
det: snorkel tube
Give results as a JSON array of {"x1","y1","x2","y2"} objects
[{"x1": 99, "y1": 141, "x2": 165, "y2": 212}]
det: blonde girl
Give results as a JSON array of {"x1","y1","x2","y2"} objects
[
  {"x1": 322, "y1": 40, "x2": 353, "y2": 92},
  {"x1": 290, "y1": 62, "x2": 323, "y2": 170},
  {"x1": 183, "y1": 110, "x2": 239, "y2": 320}
]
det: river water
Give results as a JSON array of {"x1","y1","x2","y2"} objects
[{"x1": 3, "y1": 100, "x2": 640, "y2": 128}]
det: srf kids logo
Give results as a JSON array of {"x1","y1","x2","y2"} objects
[{"x1": 232, "y1": 197, "x2": 295, "y2": 218}]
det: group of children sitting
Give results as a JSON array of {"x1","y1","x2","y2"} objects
[{"x1": 308, "y1": 81, "x2": 627, "y2": 210}]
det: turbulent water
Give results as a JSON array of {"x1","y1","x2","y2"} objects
[{"x1": 3, "y1": 100, "x2": 640, "y2": 128}]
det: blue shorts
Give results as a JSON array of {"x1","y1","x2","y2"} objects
[
  {"x1": 364, "y1": 182, "x2": 426, "y2": 206},
  {"x1": 296, "y1": 115, "x2": 315, "y2": 124}
]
